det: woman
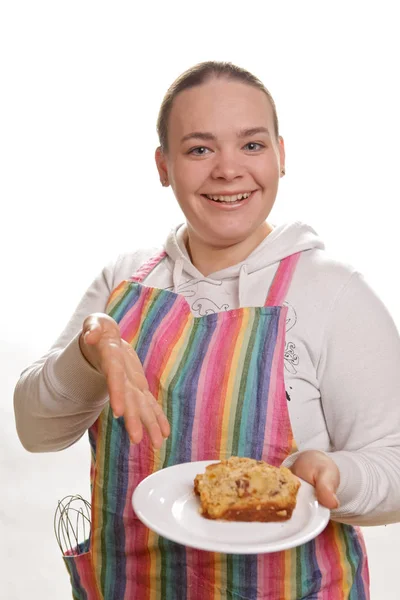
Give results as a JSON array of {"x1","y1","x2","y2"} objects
[{"x1": 14, "y1": 61, "x2": 400, "y2": 599}]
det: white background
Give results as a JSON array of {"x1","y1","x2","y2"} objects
[{"x1": 1, "y1": 1, "x2": 399, "y2": 598}]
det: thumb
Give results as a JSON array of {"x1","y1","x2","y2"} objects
[
  {"x1": 290, "y1": 450, "x2": 340, "y2": 510},
  {"x1": 83, "y1": 324, "x2": 102, "y2": 345},
  {"x1": 314, "y1": 467, "x2": 340, "y2": 510}
]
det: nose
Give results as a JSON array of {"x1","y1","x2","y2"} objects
[{"x1": 211, "y1": 150, "x2": 244, "y2": 181}]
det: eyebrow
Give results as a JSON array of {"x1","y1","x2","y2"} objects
[
  {"x1": 238, "y1": 127, "x2": 271, "y2": 139},
  {"x1": 180, "y1": 126, "x2": 271, "y2": 144}
]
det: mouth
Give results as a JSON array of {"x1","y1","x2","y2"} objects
[{"x1": 201, "y1": 191, "x2": 254, "y2": 204}]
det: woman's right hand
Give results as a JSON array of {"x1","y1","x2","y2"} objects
[{"x1": 79, "y1": 313, "x2": 170, "y2": 449}]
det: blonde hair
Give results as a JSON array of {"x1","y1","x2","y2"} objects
[{"x1": 157, "y1": 61, "x2": 280, "y2": 152}]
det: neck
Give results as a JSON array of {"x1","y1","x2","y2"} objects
[{"x1": 185, "y1": 223, "x2": 273, "y2": 276}]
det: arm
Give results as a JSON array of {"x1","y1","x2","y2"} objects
[
  {"x1": 287, "y1": 272, "x2": 400, "y2": 525},
  {"x1": 14, "y1": 249, "x2": 169, "y2": 454},
  {"x1": 13, "y1": 260, "x2": 117, "y2": 452}
]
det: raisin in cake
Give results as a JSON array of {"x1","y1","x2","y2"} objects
[{"x1": 194, "y1": 456, "x2": 300, "y2": 522}]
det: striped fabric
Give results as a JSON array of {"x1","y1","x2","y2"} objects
[{"x1": 64, "y1": 252, "x2": 369, "y2": 599}]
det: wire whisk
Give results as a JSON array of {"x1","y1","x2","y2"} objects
[{"x1": 54, "y1": 494, "x2": 91, "y2": 556}]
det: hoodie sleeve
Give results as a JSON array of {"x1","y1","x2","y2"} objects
[
  {"x1": 13, "y1": 252, "x2": 148, "y2": 453},
  {"x1": 285, "y1": 272, "x2": 400, "y2": 525}
]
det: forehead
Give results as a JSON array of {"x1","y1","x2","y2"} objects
[{"x1": 168, "y1": 79, "x2": 274, "y2": 138}]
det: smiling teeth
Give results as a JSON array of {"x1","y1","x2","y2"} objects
[{"x1": 206, "y1": 192, "x2": 251, "y2": 202}]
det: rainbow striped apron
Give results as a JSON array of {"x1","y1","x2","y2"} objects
[{"x1": 64, "y1": 251, "x2": 369, "y2": 599}]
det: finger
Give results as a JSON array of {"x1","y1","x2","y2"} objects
[
  {"x1": 158, "y1": 412, "x2": 171, "y2": 439},
  {"x1": 83, "y1": 314, "x2": 120, "y2": 344},
  {"x1": 105, "y1": 364, "x2": 129, "y2": 418},
  {"x1": 123, "y1": 386, "x2": 145, "y2": 444},
  {"x1": 99, "y1": 341, "x2": 126, "y2": 416},
  {"x1": 144, "y1": 391, "x2": 171, "y2": 439},
  {"x1": 121, "y1": 340, "x2": 170, "y2": 446},
  {"x1": 289, "y1": 450, "x2": 340, "y2": 509},
  {"x1": 97, "y1": 337, "x2": 133, "y2": 417},
  {"x1": 136, "y1": 392, "x2": 164, "y2": 449},
  {"x1": 122, "y1": 341, "x2": 149, "y2": 379},
  {"x1": 315, "y1": 468, "x2": 340, "y2": 510},
  {"x1": 122, "y1": 383, "x2": 164, "y2": 447},
  {"x1": 83, "y1": 323, "x2": 102, "y2": 345}
]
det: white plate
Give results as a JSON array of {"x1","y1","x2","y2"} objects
[{"x1": 132, "y1": 460, "x2": 330, "y2": 554}]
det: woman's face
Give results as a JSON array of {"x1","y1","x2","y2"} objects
[{"x1": 156, "y1": 78, "x2": 285, "y2": 249}]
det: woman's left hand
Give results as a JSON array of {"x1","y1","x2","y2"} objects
[{"x1": 290, "y1": 450, "x2": 340, "y2": 510}]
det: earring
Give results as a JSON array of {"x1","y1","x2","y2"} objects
[
  {"x1": 280, "y1": 167, "x2": 286, "y2": 176},
  {"x1": 161, "y1": 179, "x2": 168, "y2": 186}
]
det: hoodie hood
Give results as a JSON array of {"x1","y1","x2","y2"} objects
[
  {"x1": 165, "y1": 221, "x2": 324, "y2": 291},
  {"x1": 164, "y1": 222, "x2": 325, "y2": 308}
]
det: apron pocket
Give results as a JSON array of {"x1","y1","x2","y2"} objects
[{"x1": 63, "y1": 539, "x2": 101, "y2": 600}]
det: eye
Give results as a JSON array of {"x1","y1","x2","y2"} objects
[
  {"x1": 243, "y1": 142, "x2": 265, "y2": 152},
  {"x1": 188, "y1": 146, "x2": 211, "y2": 156}
]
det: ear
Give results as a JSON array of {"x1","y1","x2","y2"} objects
[
  {"x1": 278, "y1": 136, "x2": 286, "y2": 176},
  {"x1": 155, "y1": 147, "x2": 169, "y2": 186}
]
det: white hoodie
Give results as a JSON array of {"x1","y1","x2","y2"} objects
[{"x1": 14, "y1": 222, "x2": 400, "y2": 526}]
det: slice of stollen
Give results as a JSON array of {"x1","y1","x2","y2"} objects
[{"x1": 194, "y1": 456, "x2": 300, "y2": 522}]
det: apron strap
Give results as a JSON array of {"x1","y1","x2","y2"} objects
[
  {"x1": 130, "y1": 250, "x2": 167, "y2": 283},
  {"x1": 264, "y1": 252, "x2": 302, "y2": 307}
]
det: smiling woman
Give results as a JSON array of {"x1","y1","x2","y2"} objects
[
  {"x1": 155, "y1": 67, "x2": 284, "y2": 273},
  {"x1": 13, "y1": 61, "x2": 400, "y2": 600}
]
